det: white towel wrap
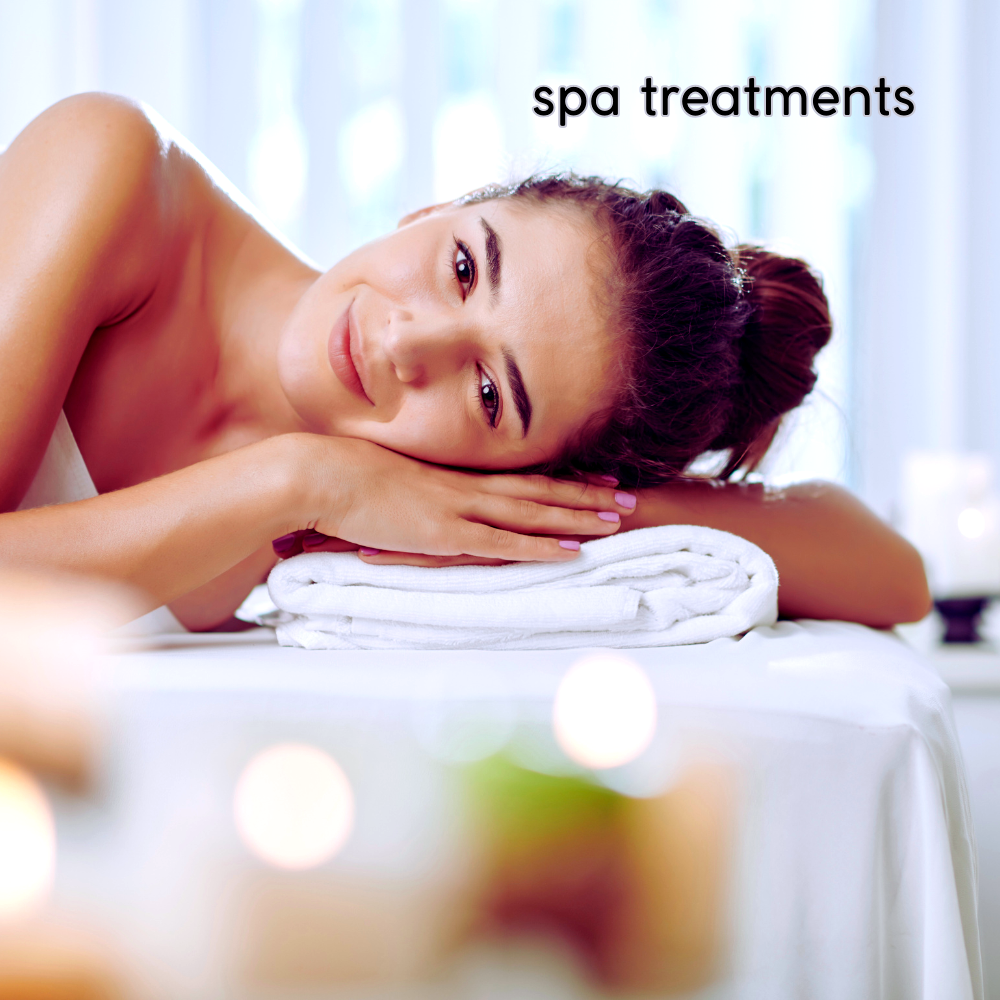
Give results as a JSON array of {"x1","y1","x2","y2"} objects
[{"x1": 266, "y1": 524, "x2": 779, "y2": 650}]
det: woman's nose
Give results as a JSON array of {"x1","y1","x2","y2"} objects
[{"x1": 384, "y1": 309, "x2": 470, "y2": 383}]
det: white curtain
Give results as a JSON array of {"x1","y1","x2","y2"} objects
[{"x1": 855, "y1": 0, "x2": 1000, "y2": 519}]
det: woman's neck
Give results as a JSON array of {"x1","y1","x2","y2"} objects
[
  {"x1": 64, "y1": 137, "x2": 326, "y2": 493},
  {"x1": 205, "y1": 220, "x2": 320, "y2": 454}
]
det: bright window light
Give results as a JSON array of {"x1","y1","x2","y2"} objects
[
  {"x1": 339, "y1": 97, "x2": 406, "y2": 202},
  {"x1": 248, "y1": 114, "x2": 309, "y2": 225},
  {"x1": 433, "y1": 93, "x2": 505, "y2": 202}
]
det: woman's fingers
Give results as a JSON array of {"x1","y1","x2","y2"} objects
[
  {"x1": 466, "y1": 494, "x2": 626, "y2": 537},
  {"x1": 457, "y1": 524, "x2": 581, "y2": 562},
  {"x1": 475, "y1": 474, "x2": 637, "y2": 516},
  {"x1": 358, "y1": 550, "x2": 511, "y2": 567},
  {"x1": 291, "y1": 495, "x2": 616, "y2": 567}
]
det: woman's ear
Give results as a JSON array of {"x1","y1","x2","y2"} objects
[{"x1": 397, "y1": 203, "x2": 451, "y2": 228}]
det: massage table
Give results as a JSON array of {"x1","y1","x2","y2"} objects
[{"x1": 44, "y1": 619, "x2": 980, "y2": 999}]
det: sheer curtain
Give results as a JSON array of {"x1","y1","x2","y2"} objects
[
  {"x1": 855, "y1": 0, "x2": 1000, "y2": 519},
  {"x1": 10, "y1": 0, "x2": 963, "y2": 497}
]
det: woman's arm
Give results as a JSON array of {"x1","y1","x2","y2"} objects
[
  {"x1": 355, "y1": 478, "x2": 929, "y2": 628},
  {"x1": 630, "y1": 479, "x2": 931, "y2": 627},
  {"x1": 0, "y1": 436, "x2": 302, "y2": 622},
  {"x1": 0, "y1": 434, "x2": 632, "y2": 627}
]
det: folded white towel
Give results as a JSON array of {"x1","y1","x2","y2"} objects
[{"x1": 266, "y1": 525, "x2": 778, "y2": 651}]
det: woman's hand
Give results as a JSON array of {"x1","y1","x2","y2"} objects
[
  {"x1": 275, "y1": 532, "x2": 513, "y2": 567},
  {"x1": 283, "y1": 436, "x2": 637, "y2": 563}
]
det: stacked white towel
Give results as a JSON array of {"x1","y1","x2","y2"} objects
[{"x1": 266, "y1": 525, "x2": 778, "y2": 651}]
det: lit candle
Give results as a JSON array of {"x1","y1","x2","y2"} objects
[{"x1": 899, "y1": 452, "x2": 1000, "y2": 598}]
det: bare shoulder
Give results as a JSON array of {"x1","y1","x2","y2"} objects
[
  {"x1": 0, "y1": 93, "x2": 178, "y2": 313},
  {"x1": 2, "y1": 92, "x2": 167, "y2": 208},
  {"x1": 0, "y1": 94, "x2": 181, "y2": 509},
  {"x1": 11, "y1": 91, "x2": 164, "y2": 169}
]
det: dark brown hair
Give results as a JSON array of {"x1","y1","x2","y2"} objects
[{"x1": 463, "y1": 174, "x2": 832, "y2": 488}]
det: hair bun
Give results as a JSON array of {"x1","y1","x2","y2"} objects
[{"x1": 712, "y1": 246, "x2": 832, "y2": 476}]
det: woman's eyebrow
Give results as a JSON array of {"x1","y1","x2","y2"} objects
[
  {"x1": 502, "y1": 347, "x2": 532, "y2": 436},
  {"x1": 479, "y1": 217, "x2": 502, "y2": 298}
]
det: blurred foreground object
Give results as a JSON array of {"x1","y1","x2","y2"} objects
[
  {"x1": 0, "y1": 570, "x2": 137, "y2": 786},
  {"x1": 0, "y1": 570, "x2": 133, "y2": 1000},
  {"x1": 0, "y1": 759, "x2": 54, "y2": 922},
  {"x1": 50, "y1": 623, "x2": 979, "y2": 997},
  {"x1": 237, "y1": 871, "x2": 466, "y2": 990},
  {"x1": 465, "y1": 756, "x2": 733, "y2": 993},
  {"x1": 0, "y1": 924, "x2": 120, "y2": 1000}
]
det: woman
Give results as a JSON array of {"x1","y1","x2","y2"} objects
[{"x1": 0, "y1": 94, "x2": 929, "y2": 631}]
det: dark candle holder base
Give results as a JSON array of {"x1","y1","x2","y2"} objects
[{"x1": 934, "y1": 597, "x2": 992, "y2": 643}]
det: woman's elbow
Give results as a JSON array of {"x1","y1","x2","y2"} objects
[
  {"x1": 875, "y1": 541, "x2": 933, "y2": 627},
  {"x1": 899, "y1": 572, "x2": 934, "y2": 625}
]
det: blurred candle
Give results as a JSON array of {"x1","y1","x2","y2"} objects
[
  {"x1": 0, "y1": 757, "x2": 55, "y2": 921},
  {"x1": 0, "y1": 570, "x2": 134, "y2": 787},
  {"x1": 900, "y1": 452, "x2": 1000, "y2": 597}
]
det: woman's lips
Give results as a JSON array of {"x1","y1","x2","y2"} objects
[{"x1": 328, "y1": 303, "x2": 373, "y2": 404}]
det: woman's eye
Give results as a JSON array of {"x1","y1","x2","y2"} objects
[
  {"x1": 479, "y1": 368, "x2": 500, "y2": 427},
  {"x1": 454, "y1": 240, "x2": 476, "y2": 296}
]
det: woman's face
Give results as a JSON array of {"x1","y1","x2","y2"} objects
[{"x1": 277, "y1": 198, "x2": 616, "y2": 469}]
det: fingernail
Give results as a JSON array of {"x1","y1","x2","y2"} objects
[
  {"x1": 359, "y1": 547, "x2": 381, "y2": 557},
  {"x1": 558, "y1": 540, "x2": 581, "y2": 551},
  {"x1": 597, "y1": 511, "x2": 620, "y2": 523},
  {"x1": 272, "y1": 533, "x2": 302, "y2": 557},
  {"x1": 302, "y1": 531, "x2": 328, "y2": 547},
  {"x1": 615, "y1": 492, "x2": 637, "y2": 509},
  {"x1": 598, "y1": 474, "x2": 619, "y2": 486}
]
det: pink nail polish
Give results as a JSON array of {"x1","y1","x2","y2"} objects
[
  {"x1": 558, "y1": 540, "x2": 581, "y2": 551},
  {"x1": 359, "y1": 547, "x2": 381, "y2": 556},
  {"x1": 615, "y1": 492, "x2": 637, "y2": 509},
  {"x1": 598, "y1": 474, "x2": 619, "y2": 485},
  {"x1": 598, "y1": 511, "x2": 620, "y2": 522}
]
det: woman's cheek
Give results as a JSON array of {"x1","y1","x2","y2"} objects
[{"x1": 382, "y1": 399, "x2": 477, "y2": 465}]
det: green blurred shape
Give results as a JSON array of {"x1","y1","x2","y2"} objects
[{"x1": 464, "y1": 754, "x2": 623, "y2": 847}]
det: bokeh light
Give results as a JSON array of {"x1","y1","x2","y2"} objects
[
  {"x1": 339, "y1": 97, "x2": 406, "y2": 203},
  {"x1": 553, "y1": 654, "x2": 658, "y2": 770},
  {"x1": 0, "y1": 757, "x2": 56, "y2": 920},
  {"x1": 957, "y1": 507, "x2": 987, "y2": 540},
  {"x1": 234, "y1": 744, "x2": 354, "y2": 870}
]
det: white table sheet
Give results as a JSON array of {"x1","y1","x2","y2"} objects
[{"x1": 50, "y1": 620, "x2": 979, "y2": 999}]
